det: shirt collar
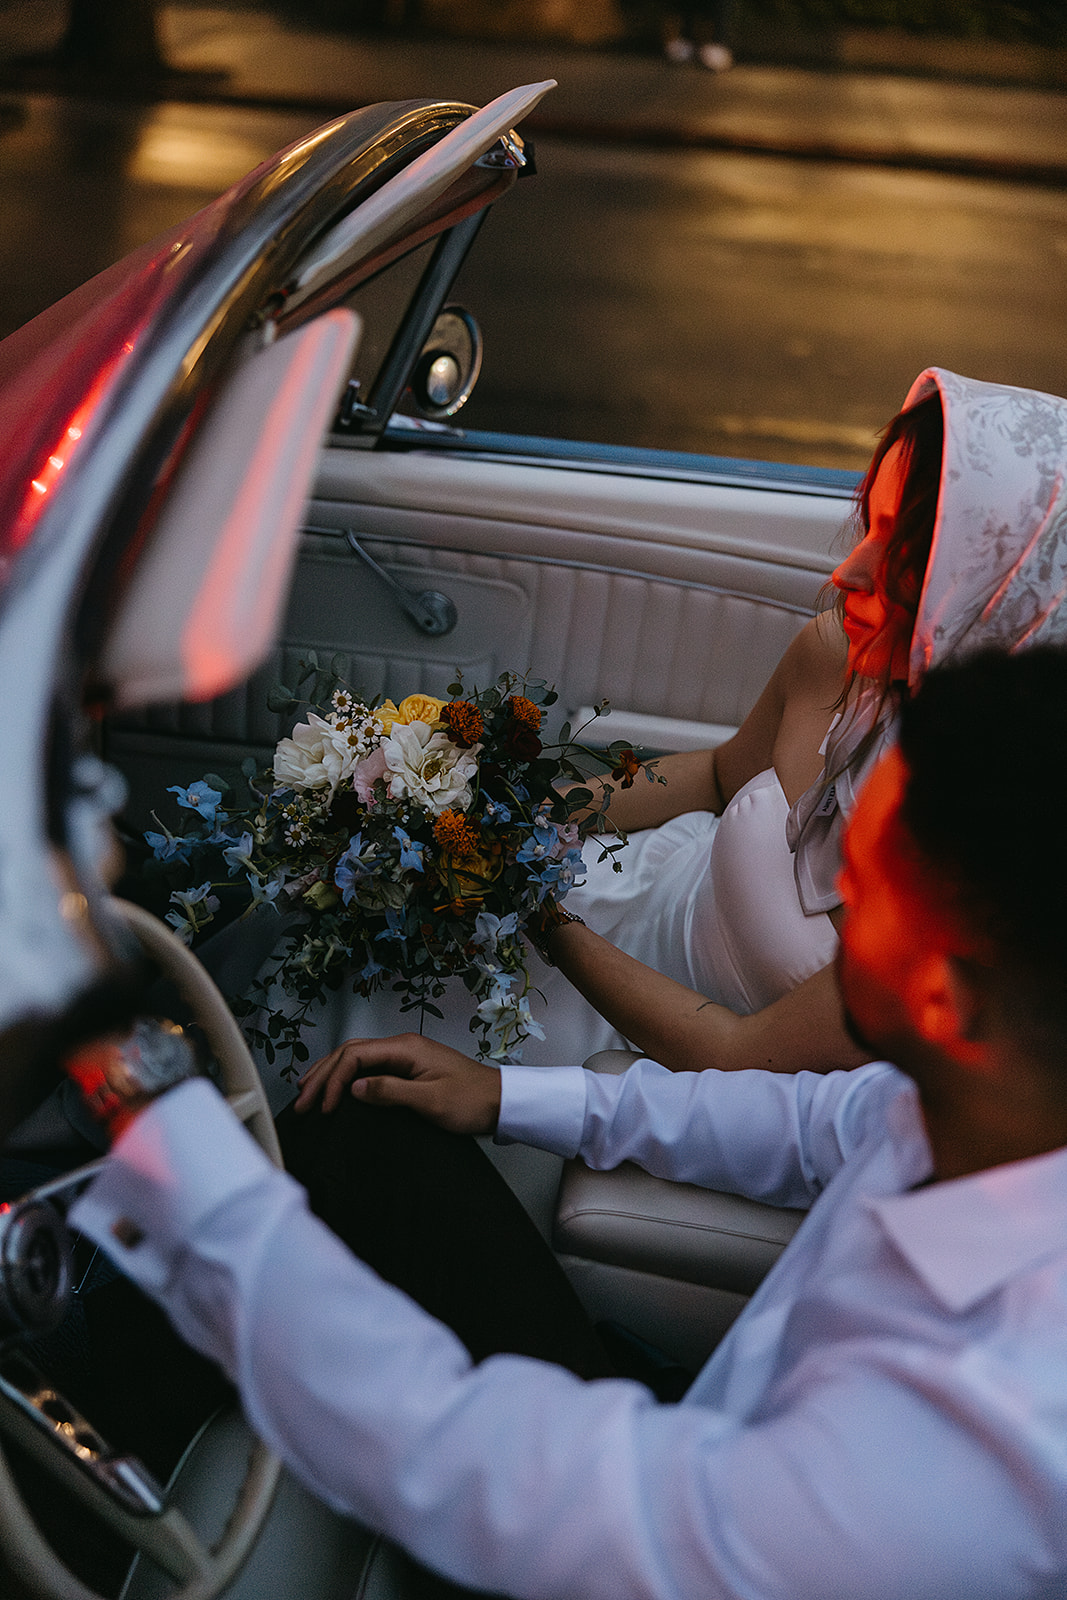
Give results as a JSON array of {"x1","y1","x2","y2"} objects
[{"x1": 869, "y1": 1119, "x2": 1067, "y2": 1313}]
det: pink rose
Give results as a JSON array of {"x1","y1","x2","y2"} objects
[{"x1": 351, "y1": 745, "x2": 388, "y2": 805}]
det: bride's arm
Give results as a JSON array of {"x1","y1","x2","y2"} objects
[
  {"x1": 565, "y1": 746, "x2": 725, "y2": 832},
  {"x1": 538, "y1": 918, "x2": 867, "y2": 1076},
  {"x1": 564, "y1": 620, "x2": 833, "y2": 833}
]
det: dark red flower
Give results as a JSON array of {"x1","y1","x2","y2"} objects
[
  {"x1": 505, "y1": 724, "x2": 542, "y2": 761},
  {"x1": 611, "y1": 748, "x2": 641, "y2": 788}
]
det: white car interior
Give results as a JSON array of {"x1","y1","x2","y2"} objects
[
  {"x1": 103, "y1": 438, "x2": 842, "y2": 1600},
  {"x1": 106, "y1": 432, "x2": 848, "y2": 1379},
  {"x1": 0, "y1": 83, "x2": 859, "y2": 1598}
]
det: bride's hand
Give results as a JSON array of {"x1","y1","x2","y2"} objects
[{"x1": 294, "y1": 1032, "x2": 502, "y2": 1135}]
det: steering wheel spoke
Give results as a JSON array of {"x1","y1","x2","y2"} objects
[
  {"x1": 225, "y1": 1089, "x2": 268, "y2": 1127},
  {"x1": 0, "y1": 899, "x2": 283, "y2": 1600}
]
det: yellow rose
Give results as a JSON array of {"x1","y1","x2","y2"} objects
[
  {"x1": 440, "y1": 846, "x2": 502, "y2": 902},
  {"x1": 302, "y1": 881, "x2": 339, "y2": 911},
  {"x1": 374, "y1": 694, "x2": 446, "y2": 733},
  {"x1": 398, "y1": 693, "x2": 446, "y2": 726}
]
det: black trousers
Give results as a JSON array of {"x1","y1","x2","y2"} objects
[{"x1": 275, "y1": 1097, "x2": 614, "y2": 1377}]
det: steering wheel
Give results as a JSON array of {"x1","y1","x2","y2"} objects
[{"x1": 0, "y1": 898, "x2": 283, "y2": 1600}]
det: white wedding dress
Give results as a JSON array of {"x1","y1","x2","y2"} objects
[{"x1": 302, "y1": 766, "x2": 838, "y2": 1070}]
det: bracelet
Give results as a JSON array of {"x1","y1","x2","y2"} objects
[{"x1": 527, "y1": 907, "x2": 586, "y2": 967}]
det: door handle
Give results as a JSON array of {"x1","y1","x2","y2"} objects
[{"x1": 343, "y1": 531, "x2": 458, "y2": 637}]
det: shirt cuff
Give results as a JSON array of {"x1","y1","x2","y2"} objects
[
  {"x1": 70, "y1": 1078, "x2": 279, "y2": 1292},
  {"x1": 496, "y1": 1064, "x2": 589, "y2": 1157}
]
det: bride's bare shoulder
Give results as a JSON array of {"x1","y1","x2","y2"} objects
[{"x1": 781, "y1": 612, "x2": 848, "y2": 698}]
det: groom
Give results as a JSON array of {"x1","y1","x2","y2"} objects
[{"x1": 70, "y1": 647, "x2": 1067, "y2": 1599}]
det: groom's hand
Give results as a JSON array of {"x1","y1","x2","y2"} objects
[{"x1": 294, "y1": 1033, "x2": 502, "y2": 1136}]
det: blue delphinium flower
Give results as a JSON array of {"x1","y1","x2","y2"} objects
[
  {"x1": 473, "y1": 910, "x2": 519, "y2": 952},
  {"x1": 538, "y1": 848, "x2": 587, "y2": 898},
  {"x1": 167, "y1": 780, "x2": 224, "y2": 826},
  {"x1": 470, "y1": 911, "x2": 520, "y2": 981},
  {"x1": 165, "y1": 882, "x2": 220, "y2": 941},
  {"x1": 482, "y1": 796, "x2": 511, "y2": 825},
  {"x1": 248, "y1": 872, "x2": 283, "y2": 909},
  {"x1": 393, "y1": 826, "x2": 425, "y2": 873},
  {"x1": 556, "y1": 847, "x2": 587, "y2": 891},
  {"x1": 375, "y1": 908, "x2": 408, "y2": 944},
  {"x1": 516, "y1": 821, "x2": 556, "y2": 865},
  {"x1": 222, "y1": 830, "x2": 256, "y2": 877},
  {"x1": 476, "y1": 983, "x2": 546, "y2": 1061},
  {"x1": 145, "y1": 825, "x2": 195, "y2": 865},
  {"x1": 335, "y1": 833, "x2": 370, "y2": 905}
]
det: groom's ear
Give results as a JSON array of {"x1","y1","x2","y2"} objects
[{"x1": 911, "y1": 947, "x2": 995, "y2": 1067}]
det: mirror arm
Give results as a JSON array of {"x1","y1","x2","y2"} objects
[{"x1": 360, "y1": 209, "x2": 488, "y2": 434}]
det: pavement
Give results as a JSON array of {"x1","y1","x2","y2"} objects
[
  {"x1": 4, "y1": 6, "x2": 1067, "y2": 187},
  {"x1": 162, "y1": 8, "x2": 1067, "y2": 186}
]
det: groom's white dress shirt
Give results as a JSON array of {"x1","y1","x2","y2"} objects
[{"x1": 72, "y1": 1059, "x2": 1067, "y2": 1600}]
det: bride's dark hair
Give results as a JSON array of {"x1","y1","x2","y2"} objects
[
  {"x1": 818, "y1": 390, "x2": 945, "y2": 788},
  {"x1": 857, "y1": 390, "x2": 944, "y2": 633},
  {"x1": 828, "y1": 390, "x2": 945, "y2": 702}
]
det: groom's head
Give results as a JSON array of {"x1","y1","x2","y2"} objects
[{"x1": 836, "y1": 648, "x2": 1067, "y2": 1081}]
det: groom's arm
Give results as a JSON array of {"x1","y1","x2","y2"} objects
[{"x1": 294, "y1": 1032, "x2": 900, "y2": 1207}]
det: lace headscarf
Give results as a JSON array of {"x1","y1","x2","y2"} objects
[{"x1": 788, "y1": 366, "x2": 1067, "y2": 913}]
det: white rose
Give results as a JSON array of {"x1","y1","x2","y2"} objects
[
  {"x1": 382, "y1": 721, "x2": 481, "y2": 815},
  {"x1": 318, "y1": 717, "x2": 366, "y2": 787},
  {"x1": 274, "y1": 713, "x2": 351, "y2": 793}
]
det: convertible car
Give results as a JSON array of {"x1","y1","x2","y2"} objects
[{"x1": 0, "y1": 82, "x2": 856, "y2": 1598}]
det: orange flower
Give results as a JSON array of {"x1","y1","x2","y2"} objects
[
  {"x1": 443, "y1": 700, "x2": 485, "y2": 748},
  {"x1": 433, "y1": 808, "x2": 481, "y2": 859},
  {"x1": 438, "y1": 895, "x2": 478, "y2": 916},
  {"x1": 611, "y1": 748, "x2": 642, "y2": 788},
  {"x1": 507, "y1": 695, "x2": 542, "y2": 730}
]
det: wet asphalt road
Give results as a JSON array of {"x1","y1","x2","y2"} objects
[{"x1": 2, "y1": 92, "x2": 1067, "y2": 469}]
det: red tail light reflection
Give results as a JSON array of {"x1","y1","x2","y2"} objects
[{"x1": 13, "y1": 343, "x2": 134, "y2": 551}]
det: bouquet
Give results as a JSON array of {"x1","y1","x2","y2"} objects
[{"x1": 144, "y1": 658, "x2": 657, "y2": 1073}]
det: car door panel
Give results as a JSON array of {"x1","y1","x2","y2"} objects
[{"x1": 108, "y1": 444, "x2": 849, "y2": 829}]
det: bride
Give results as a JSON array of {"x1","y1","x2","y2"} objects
[{"x1": 297, "y1": 366, "x2": 1067, "y2": 1088}]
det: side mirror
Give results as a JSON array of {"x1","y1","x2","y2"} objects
[{"x1": 406, "y1": 306, "x2": 483, "y2": 420}]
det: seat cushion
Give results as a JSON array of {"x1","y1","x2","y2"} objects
[{"x1": 554, "y1": 1051, "x2": 804, "y2": 1296}]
